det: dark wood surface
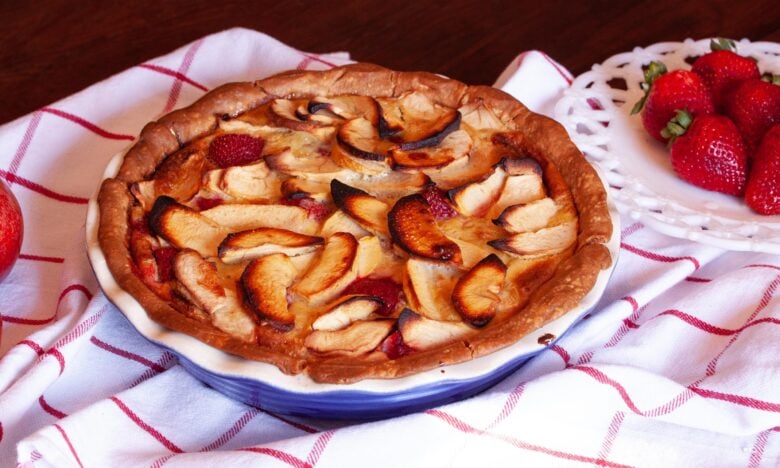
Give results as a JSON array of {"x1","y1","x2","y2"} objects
[{"x1": 1, "y1": 0, "x2": 778, "y2": 125}]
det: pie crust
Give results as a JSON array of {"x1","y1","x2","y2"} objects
[{"x1": 97, "y1": 63, "x2": 612, "y2": 383}]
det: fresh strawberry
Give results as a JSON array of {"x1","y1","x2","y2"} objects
[
  {"x1": 207, "y1": 133, "x2": 265, "y2": 168},
  {"x1": 380, "y1": 330, "x2": 413, "y2": 359},
  {"x1": 343, "y1": 277, "x2": 403, "y2": 316},
  {"x1": 745, "y1": 124, "x2": 780, "y2": 214},
  {"x1": 421, "y1": 182, "x2": 457, "y2": 220},
  {"x1": 723, "y1": 78, "x2": 780, "y2": 157},
  {"x1": 281, "y1": 195, "x2": 330, "y2": 220},
  {"x1": 691, "y1": 38, "x2": 760, "y2": 111},
  {"x1": 153, "y1": 247, "x2": 178, "y2": 282},
  {"x1": 667, "y1": 111, "x2": 748, "y2": 195},
  {"x1": 632, "y1": 61, "x2": 715, "y2": 142}
]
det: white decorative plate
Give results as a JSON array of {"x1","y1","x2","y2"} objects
[
  {"x1": 554, "y1": 38, "x2": 780, "y2": 253},
  {"x1": 86, "y1": 150, "x2": 620, "y2": 419}
]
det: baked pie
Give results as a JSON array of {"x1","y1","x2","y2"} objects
[{"x1": 97, "y1": 63, "x2": 613, "y2": 383}]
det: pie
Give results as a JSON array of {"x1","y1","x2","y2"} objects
[{"x1": 97, "y1": 63, "x2": 613, "y2": 384}]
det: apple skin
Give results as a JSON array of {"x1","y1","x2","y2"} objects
[{"x1": 0, "y1": 179, "x2": 23, "y2": 281}]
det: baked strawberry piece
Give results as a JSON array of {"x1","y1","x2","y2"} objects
[
  {"x1": 421, "y1": 182, "x2": 458, "y2": 220},
  {"x1": 208, "y1": 134, "x2": 265, "y2": 168},
  {"x1": 691, "y1": 38, "x2": 760, "y2": 111},
  {"x1": 745, "y1": 124, "x2": 780, "y2": 215},
  {"x1": 667, "y1": 111, "x2": 748, "y2": 195},
  {"x1": 632, "y1": 62, "x2": 715, "y2": 142},
  {"x1": 343, "y1": 277, "x2": 403, "y2": 316},
  {"x1": 724, "y1": 78, "x2": 780, "y2": 157}
]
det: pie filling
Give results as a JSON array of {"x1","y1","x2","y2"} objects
[{"x1": 99, "y1": 65, "x2": 611, "y2": 383}]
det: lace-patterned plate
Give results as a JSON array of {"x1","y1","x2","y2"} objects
[{"x1": 555, "y1": 38, "x2": 780, "y2": 253}]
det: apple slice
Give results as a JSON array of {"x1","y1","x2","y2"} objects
[
  {"x1": 451, "y1": 254, "x2": 507, "y2": 327},
  {"x1": 173, "y1": 249, "x2": 255, "y2": 341},
  {"x1": 311, "y1": 295, "x2": 385, "y2": 331},
  {"x1": 397, "y1": 308, "x2": 473, "y2": 351},
  {"x1": 379, "y1": 91, "x2": 461, "y2": 149},
  {"x1": 458, "y1": 99, "x2": 510, "y2": 131},
  {"x1": 308, "y1": 95, "x2": 380, "y2": 124},
  {"x1": 332, "y1": 118, "x2": 392, "y2": 175},
  {"x1": 201, "y1": 161, "x2": 281, "y2": 202},
  {"x1": 218, "y1": 227, "x2": 324, "y2": 264},
  {"x1": 320, "y1": 209, "x2": 370, "y2": 238},
  {"x1": 240, "y1": 253, "x2": 298, "y2": 331},
  {"x1": 492, "y1": 158, "x2": 546, "y2": 215},
  {"x1": 280, "y1": 178, "x2": 331, "y2": 202},
  {"x1": 292, "y1": 232, "x2": 358, "y2": 302},
  {"x1": 448, "y1": 164, "x2": 508, "y2": 217},
  {"x1": 493, "y1": 197, "x2": 558, "y2": 233},
  {"x1": 305, "y1": 319, "x2": 394, "y2": 356},
  {"x1": 149, "y1": 196, "x2": 228, "y2": 258},
  {"x1": 391, "y1": 129, "x2": 472, "y2": 171},
  {"x1": 265, "y1": 148, "x2": 346, "y2": 181},
  {"x1": 131, "y1": 146, "x2": 206, "y2": 209},
  {"x1": 269, "y1": 98, "x2": 327, "y2": 131},
  {"x1": 330, "y1": 179, "x2": 390, "y2": 236},
  {"x1": 388, "y1": 194, "x2": 462, "y2": 264},
  {"x1": 338, "y1": 170, "x2": 429, "y2": 199},
  {"x1": 199, "y1": 203, "x2": 321, "y2": 235},
  {"x1": 403, "y1": 258, "x2": 461, "y2": 321},
  {"x1": 488, "y1": 220, "x2": 577, "y2": 257}
]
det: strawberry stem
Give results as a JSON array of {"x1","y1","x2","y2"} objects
[
  {"x1": 761, "y1": 73, "x2": 780, "y2": 85},
  {"x1": 710, "y1": 38, "x2": 736, "y2": 52},
  {"x1": 631, "y1": 61, "x2": 667, "y2": 114},
  {"x1": 660, "y1": 109, "x2": 692, "y2": 142}
]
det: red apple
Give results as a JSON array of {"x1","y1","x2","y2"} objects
[{"x1": 0, "y1": 179, "x2": 23, "y2": 281}]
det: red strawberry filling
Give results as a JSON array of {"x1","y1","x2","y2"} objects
[
  {"x1": 343, "y1": 277, "x2": 403, "y2": 316},
  {"x1": 380, "y1": 331, "x2": 414, "y2": 359},
  {"x1": 153, "y1": 247, "x2": 178, "y2": 282},
  {"x1": 282, "y1": 195, "x2": 330, "y2": 220},
  {"x1": 208, "y1": 134, "x2": 265, "y2": 168},
  {"x1": 194, "y1": 196, "x2": 224, "y2": 211},
  {"x1": 422, "y1": 184, "x2": 457, "y2": 220}
]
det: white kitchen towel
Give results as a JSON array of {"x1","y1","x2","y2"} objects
[{"x1": 0, "y1": 28, "x2": 777, "y2": 467}]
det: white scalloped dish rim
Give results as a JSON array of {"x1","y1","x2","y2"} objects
[
  {"x1": 554, "y1": 38, "x2": 780, "y2": 253},
  {"x1": 86, "y1": 147, "x2": 620, "y2": 398}
]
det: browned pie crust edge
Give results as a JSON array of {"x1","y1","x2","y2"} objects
[{"x1": 98, "y1": 63, "x2": 613, "y2": 384}]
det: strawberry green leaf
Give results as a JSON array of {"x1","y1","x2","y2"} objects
[{"x1": 710, "y1": 38, "x2": 736, "y2": 52}]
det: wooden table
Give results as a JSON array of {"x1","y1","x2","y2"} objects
[{"x1": 1, "y1": 0, "x2": 778, "y2": 124}]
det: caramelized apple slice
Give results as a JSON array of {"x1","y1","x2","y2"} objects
[
  {"x1": 388, "y1": 194, "x2": 462, "y2": 264},
  {"x1": 403, "y1": 258, "x2": 461, "y2": 321},
  {"x1": 391, "y1": 129, "x2": 472, "y2": 171},
  {"x1": 131, "y1": 146, "x2": 206, "y2": 209},
  {"x1": 448, "y1": 164, "x2": 508, "y2": 217},
  {"x1": 492, "y1": 158, "x2": 546, "y2": 215},
  {"x1": 305, "y1": 319, "x2": 394, "y2": 356},
  {"x1": 311, "y1": 295, "x2": 385, "y2": 331},
  {"x1": 330, "y1": 179, "x2": 390, "y2": 236},
  {"x1": 218, "y1": 227, "x2": 324, "y2": 264},
  {"x1": 451, "y1": 254, "x2": 507, "y2": 327},
  {"x1": 240, "y1": 253, "x2": 298, "y2": 331},
  {"x1": 270, "y1": 99, "x2": 326, "y2": 131},
  {"x1": 174, "y1": 249, "x2": 255, "y2": 341},
  {"x1": 332, "y1": 118, "x2": 392, "y2": 175},
  {"x1": 149, "y1": 196, "x2": 228, "y2": 258},
  {"x1": 494, "y1": 197, "x2": 558, "y2": 233},
  {"x1": 380, "y1": 91, "x2": 461, "y2": 149},
  {"x1": 308, "y1": 95, "x2": 380, "y2": 124},
  {"x1": 293, "y1": 232, "x2": 358, "y2": 304},
  {"x1": 200, "y1": 203, "x2": 321, "y2": 235},
  {"x1": 489, "y1": 221, "x2": 577, "y2": 257},
  {"x1": 397, "y1": 309, "x2": 473, "y2": 350},
  {"x1": 280, "y1": 178, "x2": 331, "y2": 201}
]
